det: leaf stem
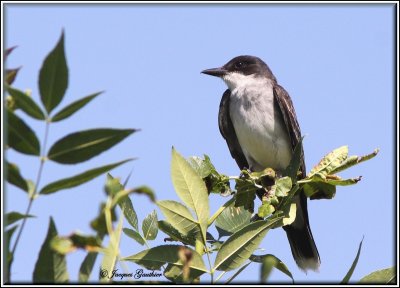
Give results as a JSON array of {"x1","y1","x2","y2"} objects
[
  {"x1": 205, "y1": 248, "x2": 214, "y2": 283},
  {"x1": 11, "y1": 120, "x2": 50, "y2": 258},
  {"x1": 215, "y1": 270, "x2": 226, "y2": 282}
]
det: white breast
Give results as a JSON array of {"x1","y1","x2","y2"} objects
[{"x1": 224, "y1": 73, "x2": 292, "y2": 172}]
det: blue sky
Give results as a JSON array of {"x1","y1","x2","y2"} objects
[{"x1": 4, "y1": 3, "x2": 395, "y2": 283}]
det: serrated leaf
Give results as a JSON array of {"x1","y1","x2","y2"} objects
[
  {"x1": 157, "y1": 220, "x2": 196, "y2": 246},
  {"x1": 215, "y1": 205, "x2": 252, "y2": 238},
  {"x1": 6, "y1": 161, "x2": 29, "y2": 192},
  {"x1": 213, "y1": 218, "x2": 282, "y2": 271},
  {"x1": 359, "y1": 267, "x2": 395, "y2": 284},
  {"x1": 123, "y1": 228, "x2": 145, "y2": 245},
  {"x1": 122, "y1": 245, "x2": 208, "y2": 273},
  {"x1": 7, "y1": 109, "x2": 40, "y2": 155},
  {"x1": 106, "y1": 174, "x2": 139, "y2": 230},
  {"x1": 187, "y1": 156, "x2": 213, "y2": 178},
  {"x1": 119, "y1": 196, "x2": 138, "y2": 231},
  {"x1": 171, "y1": 148, "x2": 209, "y2": 242},
  {"x1": 33, "y1": 217, "x2": 69, "y2": 283},
  {"x1": 6, "y1": 86, "x2": 45, "y2": 120},
  {"x1": 48, "y1": 128, "x2": 136, "y2": 164},
  {"x1": 51, "y1": 92, "x2": 102, "y2": 122},
  {"x1": 142, "y1": 210, "x2": 158, "y2": 240},
  {"x1": 341, "y1": 237, "x2": 363, "y2": 284},
  {"x1": 40, "y1": 159, "x2": 132, "y2": 195},
  {"x1": 157, "y1": 200, "x2": 200, "y2": 237},
  {"x1": 5, "y1": 211, "x2": 35, "y2": 227},
  {"x1": 39, "y1": 31, "x2": 68, "y2": 114},
  {"x1": 308, "y1": 146, "x2": 348, "y2": 178}
]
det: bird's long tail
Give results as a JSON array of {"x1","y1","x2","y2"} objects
[{"x1": 283, "y1": 192, "x2": 320, "y2": 272}]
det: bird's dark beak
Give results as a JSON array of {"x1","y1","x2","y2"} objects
[{"x1": 201, "y1": 67, "x2": 227, "y2": 77}]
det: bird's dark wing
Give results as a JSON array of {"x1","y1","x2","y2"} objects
[
  {"x1": 273, "y1": 84, "x2": 306, "y2": 177},
  {"x1": 218, "y1": 89, "x2": 249, "y2": 170}
]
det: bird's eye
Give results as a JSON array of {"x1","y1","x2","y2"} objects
[{"x1": 235, "y1": 61, "x2": 246, "y2": 69}]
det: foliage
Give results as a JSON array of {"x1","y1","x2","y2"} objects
[{"x1": 4, "y1": 31, "x2": 392, "y2": 285}]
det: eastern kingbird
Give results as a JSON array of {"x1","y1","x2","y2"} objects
[{"x1": 202, "y1": 55, "x2": 320, "y2": 272}]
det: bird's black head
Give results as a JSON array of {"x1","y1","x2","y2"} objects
[{"x1": 202, "y1": 55, "x2": 275, "y2": 80}]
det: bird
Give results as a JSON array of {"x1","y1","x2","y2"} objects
[{"x1": 201, "y1": 55, "x2": 320, "y2": 272}]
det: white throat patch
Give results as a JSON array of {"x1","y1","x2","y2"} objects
[{"x1": 222, "y1": 72, "x2": 266, "y2": 92}]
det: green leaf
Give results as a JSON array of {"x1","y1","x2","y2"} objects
[
  {"x1": 51, "y1": 92, "x2": 102, "y2": 122},
  {"x1": 40, "y1": 159, "x2": 132, "y2": 194},
  {"x1": 51, "y1": 232, "x2": 102, "y2": 254},
  {"x1": 106, "y1": 174, "x2": 139, "y2": 230},
  {"x1": 39, "y1": 30, "x2": 68, "y2": 114},
  {"x1": 5, "y1": 225, "x2": 18, "y2": 282},
  {"x1": 142, "y1": 210, "x2": 158, "y2": 240},
  {"x1": 6, "y1": 67, "x2": 21, "y2": 85},
  {"x1": 122, "y1": 245, "x2": 208, "y2": 273},
  {"x1": 6, "y1": 86, "x2": 45, "y2": 120},
  {"x1": 5, "y1": 211, "x2": 35, "y2": 227},
  {"x1": 78, "y1": 233, "x2": 104, "y2": 283},
  {"x1": 341, "y1": 237, "x2": 364, "y2": 284},
  {"x1": 215, "y1": 205, "x2": 252, "y2": 238},
  {"x1": 258, "y1": 203, "x2": 275, "y2": 218},
  {"x1": 359, "y1": 267, "x2": 396, "y2": 284},
  {"x1": 6, "y1": 109, "x2": 40, "y2": 155},
  {"x1": 123, "y1": 228, "x2": 145, "y2": 245},
  {"x1": 119, "y1": 196, "x2": 138, "y2": 231},
  {"x1": 90, "y1": 202, "x2": 117, "y2": 237},
  {"x1": 157, "y1": 220, "x2": 196, "y2": 246},
  {"x1": 308, "y1": 146, "x2": 348, "y2": 178},
  {"x1": 6, "y1": 161, "x2": 29, "y2": 192},
  {"x1": 171, "y1": 148, "x2": 210, "y2": 242},
  {"x1": 33, "y1": 217, "x2": 69, "y2": 283},
  {"x1": 187, "y1": 155, "x2": 214, "y2": 178},
  {"x1": 304, "y1": 182, "x2": 336, "y2": 200},
  {"x1": 250, "y1": 254, "x2": 294, "y2": 282},
  {"x1": 78, "y1": 251, "x2": 99, "y2": 282},
  {"x1": 213, "y1": 218, "x2": 282, "y2": 271},
  {"x1": 131, "y1": 185, "x2": 156, "y2": 202},
  {"x1": 331, "y1": 148, "x2": 379, "y2": 175},
  {"x1": 100, "y1": 215, "x2": 123, "y2": 282},
  {"x1": 225, "y1": 261, "x2": 251, "y2": 284},
  {"x1": 48, "y1": 128, "x2": 136, "y2": 164},
  {"x1": 157, "y1": 200, "x2": 200, "y2": 237},
  {"x1": 164, "y1": 263, "x2": 205, "y2": 283},
  {"x1": 274, "y1": 177, "x2": 292, "y2": 197},
  {"x1": 284, "y1": 137, "x2": 304, "y2": 182}
]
